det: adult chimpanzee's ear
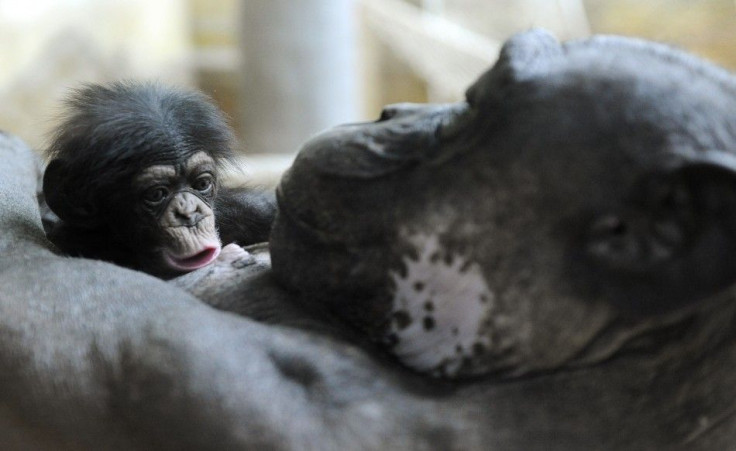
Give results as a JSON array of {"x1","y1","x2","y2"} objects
[
  {"x1": 43, "y1": 159, "x2": 100, "y2": 227},
  {"x1": 466, "y1": 29, "x2": 562, "y2": 105},
  {"x1": 583, "y1": 150, "x2": 736, "y2": 316}
]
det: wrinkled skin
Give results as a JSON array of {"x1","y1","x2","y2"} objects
[
  {"x1": 1, "y1": 30, "x2": 736, "y2": 450},
  {"x1": 272, "y1": 31, "x2": 736, "y2": 379},
  {"x1": 130, "y1": 152, "x2": 222, "y2": 274}
]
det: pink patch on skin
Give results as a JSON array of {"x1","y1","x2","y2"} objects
[{"x1": 165, "y1": 244, "x2": 222, "y2": 272}]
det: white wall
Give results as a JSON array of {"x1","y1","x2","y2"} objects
[{"x1": 239, "y1": 0, "x2": 360, "y2": 155}]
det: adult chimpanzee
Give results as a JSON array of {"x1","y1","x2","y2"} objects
[
  {"x1": 3, "y1": 29, "x2": 736, "y2": 450},
  {"x1": 42, "y1": 82, "x2": 276, "y2": 278}
]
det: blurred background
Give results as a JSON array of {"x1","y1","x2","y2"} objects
[{"x1": 1, "y1": 0, "x2": 735, "y2": 184}]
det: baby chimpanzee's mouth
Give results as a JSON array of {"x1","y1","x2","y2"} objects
[{"x1": 165, "y1": 246, "x2": 221, "y2": 272}]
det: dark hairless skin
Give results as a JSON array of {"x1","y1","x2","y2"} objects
[{"x1": 2, "y1": 30, "x2": 736, "y2": 449}]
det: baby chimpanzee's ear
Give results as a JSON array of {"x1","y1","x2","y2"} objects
[
  {"x1": 43, "y1": 159, "x2": 101, "y2": 227},
  {"x1": 583, "y1": 150, "x2": 736, "y2": 316}
]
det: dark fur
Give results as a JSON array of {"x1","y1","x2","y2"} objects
[
  {"x1": 42, "y1": 81, "x2": 275, "y2": 275},
  {"x1": 216, "y1": 187, "x2": 277, "y2": 246},
  {"x1": 46, "y1": 82, "x2": 236, "y2": 176}
]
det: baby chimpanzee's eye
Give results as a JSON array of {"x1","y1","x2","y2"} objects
[
  {"x1": 193, "y1": 175, "x2": 214, "y2": 194},
  {"x1": 143, "y1": 186, "x2": 169, "y2": 204}
]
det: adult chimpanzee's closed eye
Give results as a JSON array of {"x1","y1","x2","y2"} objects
[{"x1": 42, "y1": 81, "x2": 276, "y2": 278}]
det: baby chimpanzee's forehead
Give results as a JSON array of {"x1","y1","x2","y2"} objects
[{"x1": 136, "y1": 151, "x2": 216, "y2": 183}]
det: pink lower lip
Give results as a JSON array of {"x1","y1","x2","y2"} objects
[{"x1": 165, "y1": 245, "x2": 221, "y2": 271}]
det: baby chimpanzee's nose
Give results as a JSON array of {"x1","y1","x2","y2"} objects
[{"x1": 167, "y1": 192, "x2": 205, "y2": 227}]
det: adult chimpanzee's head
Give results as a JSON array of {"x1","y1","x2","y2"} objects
[
  {"x1": 43, "y1": 82, "x2": 235, "y2": 278},
  {"x1": 271, "y1": 30, "x2": 736, "y2": 378}
]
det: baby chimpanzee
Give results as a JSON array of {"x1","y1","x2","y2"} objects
[{"x1": 42, "y1": 81, "x2": 276, "y2": 278}]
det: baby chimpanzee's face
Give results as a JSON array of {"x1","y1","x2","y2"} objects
[{"x1": 125, "y1": 151, "x2": 221, "y2": 277}]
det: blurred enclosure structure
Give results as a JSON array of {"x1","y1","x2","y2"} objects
[{"x1": 1, "y1": 0, "x2": 736, "y2": 185}]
